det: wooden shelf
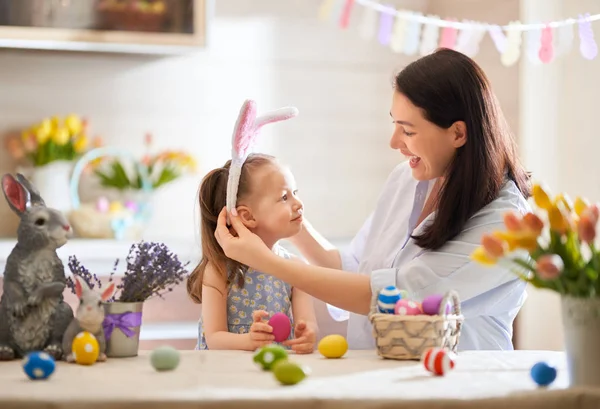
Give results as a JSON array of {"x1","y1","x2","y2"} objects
[{"x1": 0, "y1": 0, "x2": 209, "y2": 55}]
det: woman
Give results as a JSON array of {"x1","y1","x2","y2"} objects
[{"x1": 214, "y1": 48, "x2": 532, "y2": 351}]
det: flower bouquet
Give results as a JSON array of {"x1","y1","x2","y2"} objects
[
  {"x1": 66, "y1": 241, "x2": 190, "y2": 357},
  {"x1": 471, "y1": 183, "x2": 600, "y2": 387},
  {"x1": 4, "y1": 114, "x2": 100, "y2": 212}
]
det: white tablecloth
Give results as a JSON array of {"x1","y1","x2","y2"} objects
[{"x1": 1, "y1": 349, "x2": 599, "y2": 409}]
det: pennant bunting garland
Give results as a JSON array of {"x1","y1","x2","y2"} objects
[{"x1": 317, "y1": 0, "x2": 600, "y2": 65}]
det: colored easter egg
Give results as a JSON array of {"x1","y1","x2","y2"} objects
[
  {"x1": 422, "y1": 347, "x2": 455, "y2": 376},
  {"x1": 95, "y1": 197, "x2": 110, "y2": 213},
  {"x1": 268, "y1": 312, "x2": 292, "y2": 343},
  {"x1": 318, "y1": 334, "x2": 349, "y2": 359},
  {"x1": 124, "y1": 200, "x2": 138, "y2": 213},
  {"x1": 150, "y1": 346, "x2": 181, "y2": 371},
  {"x1": 253, "y1": 344, "x2": 288, "y2": 371},
  {"x1": 530, "y1": 362, "x2": 557, "y2": 386},
  {"x1": 422, "y1": 294, "x2": 451, "y2": 315},
  {"x1": 378, "y1": 285, "x2": 402, "y2": 313},
  {"x1": 22, "y1": 351, "x2": 56, "y2": 380},
  {"x1": 72, "y1": 331, "x2": 100, "y2": 365},
  {"x1": 398, "y1": 289, "x2": 410, "y2": 300},
  {"x1": 272, "y1": 359, "x2": 310, "y2": 385},
  {"x1": 109, "y1": 201, "x2": 124, "y2": 214},
  {"x1": 394, "y1": 299, "x2": 423, "y2": 316}
]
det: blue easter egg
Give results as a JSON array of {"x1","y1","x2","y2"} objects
[
  {"x1": 22, "y1": 351, "x2": 56, "y2": 380},
  {"x1": 530, "y1": 362, "x2": 557, "y2": 387},
  {"x1": 378, "y1": 285, "x2": 402, "y2": 313}
]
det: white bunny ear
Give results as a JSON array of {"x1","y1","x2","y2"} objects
[
  {"x1": 225, "y1": 100, "x2": 299, "y2": 216},
  {"x1": 231, "y1": 99, "x2": 258, "y2": 162}
]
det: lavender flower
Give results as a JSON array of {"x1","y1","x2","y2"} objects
[
  {"x1": 115, "y1": 241, "x2": 190, "y2": 303},
  {"x1": 66, "y1": 255, "x2": 104, "y2": 294}
]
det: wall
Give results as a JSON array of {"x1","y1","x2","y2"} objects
[
  {"x1": 517, "y1": 0, "x2": 600, "y2": 351},
  {"x1": 0, "y1": 0, "x2": 423, "y2": 241}
]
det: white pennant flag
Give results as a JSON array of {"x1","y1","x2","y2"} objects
[
  {"x1": 390, "y1": 14, "x2": 409, "y2": 53},
  {"x1": 526, "y1": 28, "x2": 542, "y2": 64},
  {"x1": 419, "y1": 16, "x2": 440, "y2": 56},
  {"x1": 488, "y1": 25, "x2": 507, "y2": 54},
  {"x1": 403, "y1": 13, "x2": 423, "y2": 55},
  {"x1": 358, "y1": 5, "x2": 378, "y2": 40},
  {"x1": 556, "y1": 23, "x2": 575, "y2": 57}
]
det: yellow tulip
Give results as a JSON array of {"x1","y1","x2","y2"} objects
[
  {"x1": 52, "y1": 127, "x2": 70, "y2": 145},
  {"x1": 553, "y1": 193, "x2": 573, "y2": 213},
  {"x1": 470, "y1": 247, "x2": 498, "y2": 266},
  {"x1": 50, "y1": 116, "x2": 61, "y2": 131},
  {"x1": 548, "y1": 205, "x2": 569, "y2": 233},
  {"x1": 573, "y1": 197, "x2": 590, "y2": 216},
  {"x1": 73, "y1": 134, "x2": 88, "y2": 153},
  {"x1": 65, "y1": 114, "x2": 83, "y2": 135},
  {"x1": 532, "y1": 184, "x2": 553, "y2": 210},
  {"x1": 35, "y1": 126, "x2": 50, "y2": 144}
]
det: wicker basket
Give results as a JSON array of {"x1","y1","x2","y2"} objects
[{"x1": 368, "y1": 290, "x2": 464, "y2": 360}]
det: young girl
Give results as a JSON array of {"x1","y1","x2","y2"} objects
[{"x1": 186, "y1": 100, "x2": 317, "y2": 353}]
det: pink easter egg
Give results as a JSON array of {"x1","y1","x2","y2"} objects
[
  {"x1": 268, "y1": 312, "x2": 291, "y2": 343},
  {"x1": 95, "y1": 197, "x2": 109, "y2": 213},
  {"x1": 124, "y1": 200, "x2": 138, "y2": 213},
  {"x1": 422, "y1": 294, "x2": 451, "y2": 315},
  {"x1": 422, "y1": 347, "x2": 455, "y2": 376},
  {"x1": 394, "y1": 299, "x2": 422, "y2": 316}
]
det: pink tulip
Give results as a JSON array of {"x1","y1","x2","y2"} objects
[{"x1": 536, "y1": 254, "x2": 564, "y2": 280}]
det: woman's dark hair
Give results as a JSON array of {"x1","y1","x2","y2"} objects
[
  {"x1": 186, "y1": 153, "x2": 276, "y2": 303},
  {"x1": 394, "y1": 48, "x2": 531, "y2": 250}
]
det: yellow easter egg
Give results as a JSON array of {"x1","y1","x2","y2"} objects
[
  {"x1": 109, "y1": 201, "x2": 124, "y2": 214},
  {"x1": 72, "y1": 331, "x2": 99, "y2": 365},
  {"x1": 318, "y1": 334, "x2": 348, "y2": 359}
]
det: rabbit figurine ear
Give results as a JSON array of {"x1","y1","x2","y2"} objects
[
  {"x1": 74, "y1": 275, "x2": 91, "y2": 299},
  {"x1": 2, "y1": 174, "x2": 31, "y2": 216},
  {"x1": 15, "y1": 173, "x2": 45, "y2": 206},
  {"x1": 101, "y1": 282, "x2": 117, "y2": 302},
  {"x1": 226, "y1": 100, "x2": 298, "y2": 215}
]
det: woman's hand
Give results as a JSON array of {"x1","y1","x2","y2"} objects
[
  {"x1": 282, "y1": 320, "x2": 316, "y2": 354},
  {"x1": 214, "y1": 207, "x2": 274, "y2": 270}
]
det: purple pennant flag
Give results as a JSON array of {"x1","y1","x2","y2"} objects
[{"x1": 378, "y1": 5, "x2": 395, "y2": 45}]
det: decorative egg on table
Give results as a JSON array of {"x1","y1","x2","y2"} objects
[
  {"x1": 150, "y1": 346, "x2": 181, "y2": 371},
  {"x1": 268, "y1": 312, "x2": 292, "y2": 343},
  {"x1": 22, "y1": 351, "x2": 56, "y2": 380},
  {"x1": 421, "y1": 347, "x2": 455, "y2": 376},
  {"x1": 378, "y1": 285, "x2": 403, "y2": 313},
  {"x1": 253, "y1": 344, "x2": 288, "y2": 371},
  {"x1": 318, "y1": 334, "x2": 348, "y2": 359},
  {"x1": 530, "y1": 362, "x2": 557, "y2": 387},
  {"x1": 394, "y1": 299, "x2": 422, "y2": 316},
  {"x1": 422, "y1": 294, "x2": 451, "y2": 315},
  {"x1": 72, "y1": 331, "x2": 100, "y2": 365},
  {"x1": 272, "y1": 359, "x2": 311, "y2": 385}
]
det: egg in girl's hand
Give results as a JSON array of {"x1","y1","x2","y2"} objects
[
  {"x1": 422, "y1": 294, "x2": 451, "y2": 315},
  {"x1": 378, "y1": 285, "x2": 403, "y2": 313},
  {"x1": 394, "y1": 299, "x2": 422, "y2": 315},
  {"x1": 268, "y1": 312, "x2": 292, "y2": 343}
]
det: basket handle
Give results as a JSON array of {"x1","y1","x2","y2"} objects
[
  {"x1": 439, "y1": 289, "x2": 461, "y2": 317},
  {"x1": 69, "y1": 146, "x2": 153, "y2": 210}
]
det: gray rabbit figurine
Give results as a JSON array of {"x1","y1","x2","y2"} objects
[
  {"x1": 0, "y1": 173, "x2": 74, "y2": 361},
  {"x1": 62, "y1": 275, "x2": 116, "y2": 363}
]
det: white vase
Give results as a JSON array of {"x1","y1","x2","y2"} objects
[
  {"x1": 561, "y1": 295, "x2": 600, "y2": 388},
  {"x1": 29, "y1": 160, "x2": 74, "y2": 214}
]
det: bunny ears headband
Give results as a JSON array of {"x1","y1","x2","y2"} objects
[{"x1": 226, "y1": 99, "x2": 299, "y2": 214}]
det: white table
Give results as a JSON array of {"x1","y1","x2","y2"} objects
[{"x1": 0, "y1": 350, "x2": 598, "y2": 409}]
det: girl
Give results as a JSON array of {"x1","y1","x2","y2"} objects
[{"x1": 186, "y1": 101, "x2": 317, "y2": 353}]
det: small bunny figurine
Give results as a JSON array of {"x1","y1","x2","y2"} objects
[
  {"x1": 0, "y1": 173, "x2": 75, "y2": 361},
  {"x1": 62, "y1": 275, "x2": 116, "y2": 363}
]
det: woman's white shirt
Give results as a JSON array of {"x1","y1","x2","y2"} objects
[{"x1": 339, "y1": 162, "x2": 531, "y2": 350}]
